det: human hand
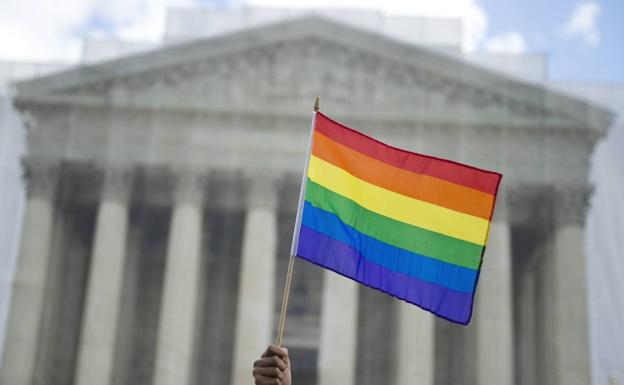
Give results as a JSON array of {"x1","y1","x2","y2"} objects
[{"x1": 252, "y1": 345, "x2": 291, "y2": 385}]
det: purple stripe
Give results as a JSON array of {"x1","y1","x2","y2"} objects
[{"x1": 297, "y1": 225, "x2": 475, "y2": 324}]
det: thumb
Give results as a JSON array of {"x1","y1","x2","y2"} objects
[{"x1": 280, "y1": 347, "x2": 290, "y2": 366}]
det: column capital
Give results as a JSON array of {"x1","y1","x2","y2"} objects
[
  {"x1": 244, "y1": 172, "x2": 279, "y2": 210},
  {"x1": 553, "y1": 185, "x2": 591, "y2": 227},
  {"x1": 492, "y1": 186, "x2": 510, "y2": 222},
  {"x1": 22, "y1": 158, "x2": 59, "y2": 199},
  {"x1": 100, "y1": 165, "x2": 134, "y2": 202},
  {"x1": 167, "y1": 168, "x2": 208, "y2": 205}
]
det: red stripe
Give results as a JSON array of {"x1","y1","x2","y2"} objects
[{"x1": 314, "y1": 112, "x2": 502, "y2": 195}]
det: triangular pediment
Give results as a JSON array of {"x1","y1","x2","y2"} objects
[{"x1": 15, "y1": 16, "x2": 612, "y2": 132}]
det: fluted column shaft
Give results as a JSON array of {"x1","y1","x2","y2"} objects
[
  {"x1": 551, "y1": 187, "x2": 591, "y2": 385},
  {"x1": 231, "y1": 175, "x2": 278, "y2": 385},
  {"x1": 476, "y1": 197, "x2": 513, "y2": 385},
  {"x1": 0, "y1": 161, "x2": 58, "y2": 385},
  {"x1": 75, "y1": 167, "x2": 133, "y2": 385},
  {"x1": 395, "y1": 303, "x2": 433, "y2": 385},
  {"x1": 318, "y1": 273, "x2": 359, "y2": 385},
  {"x1": 154, "y1": 170, "x2": 206, "y2": 385}
]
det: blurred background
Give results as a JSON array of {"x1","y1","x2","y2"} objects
[{"x1": 0, "y1": 1, "x2": 622, "y2": 385}]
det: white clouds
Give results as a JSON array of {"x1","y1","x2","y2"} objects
[
  {"x1": 484, "y1": 32, "x2": 527, "y2": 54},
  {"x1": 562, "y1": 1, "x2": 602, "y2": 45},
  {"x1": 97, "y1": 0, "x2": 197, "y2": 41},
  {"x1": 245, "y1": 0, "x2": 489, "y2": 52},
  {"x1": 0, "y1": 0, "x2": 196, "y2": 63},
  {"x1": 0, "y1": 0, "x2": 527, "y2": 62},
  {"x1": 0, "y1": 0, "x2": 91, "y2": 62}
]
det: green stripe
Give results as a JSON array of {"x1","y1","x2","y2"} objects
[{"x1": 305, "y1": 179, "x2": 483, "y2": 270}]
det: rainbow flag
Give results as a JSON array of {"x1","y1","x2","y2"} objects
[{"x1": 293, "y1": 112, "x2": 502, "y2": 324}]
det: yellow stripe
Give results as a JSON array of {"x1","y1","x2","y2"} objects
[{"x1": 308, "y1": 155, "x2": 490, "y2": 245}]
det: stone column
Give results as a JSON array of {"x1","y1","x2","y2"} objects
[
  {"x1": 551, "y1": 186, "x2": 591, "y2": 385},
  {"x1": 231, "y1": 174, "x2": 278, "y2": 385},
  {"x1": 318, "y1": 272, "x2": 359, "y2": 385},
  {"x1": 0, "y1": 161, "x2": 58, "y2": 385},
  {"x1": 537, "y1": 246, "x2": 556, "y2": 385},
  {"x1": 518, "y1": 268, "x2": 537, "y2": 385},
  {"x1": 475, "y1": 195, "x2": 513, "y2": 385},
  {"x1": 153, "y1": 170, "x2": 206, "y2": 385},
  {"x1": 75, "y1": 166, "x2": 133, "y2": 385},
  {"x1": 395, "y1": 302, "x2": 434, "y2": 385}
]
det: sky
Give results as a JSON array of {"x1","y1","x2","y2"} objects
[
  {"x1": 481, "y1": 0, "x2": 624, "y2": 81},
  {"x1": 0, "y1": 0, "x2": 622, "y2": 82}
]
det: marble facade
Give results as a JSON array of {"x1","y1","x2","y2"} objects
[{"x1": 0, "y1": 16, "x2": 612, "y2": 385}]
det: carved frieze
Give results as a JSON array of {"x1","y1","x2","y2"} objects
[{"x1": 51, "y1": 38, "x2": 572, "y2": 123}]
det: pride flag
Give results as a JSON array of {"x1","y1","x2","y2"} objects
[{"x1": 293, "y1": 112, "x2": 502, "y2": 324}]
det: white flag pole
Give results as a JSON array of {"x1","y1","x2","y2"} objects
[{"x1": 275, "y1": 96, "x2": 319, "y2": 347}]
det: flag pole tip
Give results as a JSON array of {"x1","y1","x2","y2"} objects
[{"x1": 313, "y1": 96, "x2": 320, "y2": 112}]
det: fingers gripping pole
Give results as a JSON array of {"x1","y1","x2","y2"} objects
[{"x1": 275, "y1": 97, "x2": 319, "y2": 347}]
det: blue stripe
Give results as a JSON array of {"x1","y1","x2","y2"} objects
[
  {"x1": 297, "y1": 225, "x2": 474, "y2": 324},
  {"x1": 302, "y1": 201, "x2": 478, "y2": 293}
]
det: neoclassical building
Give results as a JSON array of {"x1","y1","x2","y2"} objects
[{"x1": 0, "y1": 16, "x2": 612, "y2": 385}]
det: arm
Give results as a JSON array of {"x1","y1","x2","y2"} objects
[{"x1": 252, "y1": 345, "x2": 292, "y2": 385}]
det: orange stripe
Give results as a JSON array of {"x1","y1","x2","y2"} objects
[{"x1": 312, "y1": 131, "x2": 494, "y2": 220}]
